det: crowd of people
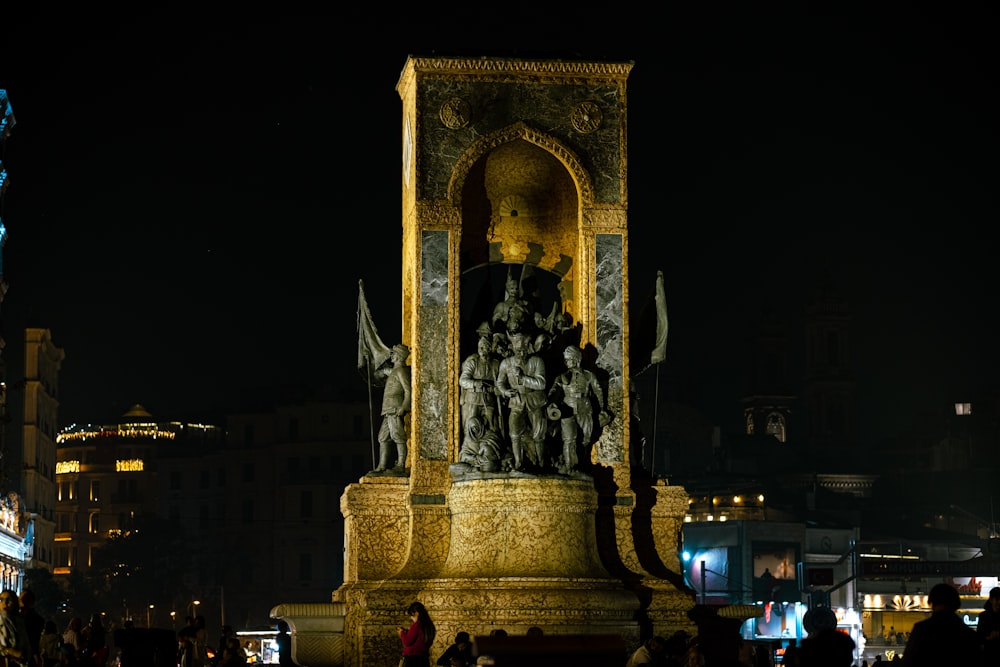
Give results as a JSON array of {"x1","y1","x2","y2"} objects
[
  {"x1": 0, "y1": 588, "x2": 109, "y2": 667},
  {"x1": 391, "y1": 588, "x2": 1000, "y2": 667},
  {"x1": 0, "y1": 589, "x2": 289, "y2": 667}
]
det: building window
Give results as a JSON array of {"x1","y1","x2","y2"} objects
[
  {"x1": 199, "y1": 505, "x2": 209, "y2": 530},
  {"x1": 217, "y1": 468, "x2": 226, "y2": 486},
  {"x1": 766, "y1": 413, "x2": 787, "y2": 443},
  {"x1": 243, "y1": 463, "x2": 254, "y2": 483},
  {"x1": 289, "y1": 417, "x2": 299, "y2": 442},
  {"x1": 244, "y1": 423, "x2": 254, "y2": 445},
  {"x1": 170, "y1": 471, "x2": 181, "y2": 491},
  {"x1": 288, "y1": 457, "x2": 300, "y2": 481},
  {"x1": 89, "y1": 513, "x2": 100, "y2": 534},
  {"x1": 200, "y1": 469, "x2": 210, "y2": 489}
]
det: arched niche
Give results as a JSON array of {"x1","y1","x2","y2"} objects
[{"x1": 450, "y1": 123, "x2": 592, "y2": 345}]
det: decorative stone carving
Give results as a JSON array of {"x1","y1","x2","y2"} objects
[
  {"x1": 439, "y1": 96, "x2": 471, "y2": 129},
  {"x1": 571, "y1": 100, "x2": 603, "y2": 133}
]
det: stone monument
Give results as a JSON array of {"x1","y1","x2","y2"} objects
[{"x1": 271, "y1": 55, "x2": 694, "y2": 667}]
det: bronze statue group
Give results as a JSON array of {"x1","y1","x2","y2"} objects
[{"x1": 372, "y1": 268, "x2": 612, "y2": 477}]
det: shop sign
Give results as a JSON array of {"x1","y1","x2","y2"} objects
[{"x1": 860, "y1": 558, "x2": 1000, "y2": 577}]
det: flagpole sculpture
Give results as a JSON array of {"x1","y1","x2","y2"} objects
[
  {"x1": 630, "y1": 270, "x2": 670, "y2": 474},
  {"x1": 356, "y1": 279, "x2": 393, "y2": 470}
]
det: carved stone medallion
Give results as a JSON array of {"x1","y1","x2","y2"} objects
[
  {"x1": 570, "y1": 100, "x2": 602, "y2": 133},
  {"x1": 440, "y1": 96, "x2": 471, "y2": 129}
]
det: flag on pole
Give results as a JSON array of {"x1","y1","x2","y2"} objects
[
  {"x1": 357, "y1": 279, "x2": 391, "y2": 376},
  {"x1": 631, "y1": 270, "x2": 669, "y2": 376}
]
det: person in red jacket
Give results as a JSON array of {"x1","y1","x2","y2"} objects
[{"x1": 398, "y1": 601, "x2": 436, "y2": 667}]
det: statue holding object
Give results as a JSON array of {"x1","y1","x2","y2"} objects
[{"x1": 374, "y1": 343, "x2": 412, "y2": 473}]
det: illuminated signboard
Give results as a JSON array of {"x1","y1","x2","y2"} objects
[{"x1": 56, "y1": 461, "x2": 80, "y2": 474}]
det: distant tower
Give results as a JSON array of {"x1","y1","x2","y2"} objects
[
  {"x1": 803, "y1": 284, "x2": 855, "y2": 459},
  {"x1": 22, "y1": 328, "x2": 64, "y2": 571},
  {"x1": 741, "y1": 305, "x2": 796, "y2": 444}
]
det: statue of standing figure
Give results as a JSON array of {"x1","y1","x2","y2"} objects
[
  {"x1": 547, "y1": 345, "x2": 611, "y2": 475},
  {"x1": 492, "y1": 268, "x2": 535, "y2": 338},
  {"x1": 374, "y1": 343, "x2": 412, "y2": 473},
  {"x1": 496, "y1": 331, "x2": 548, "y2": 471},
  {"x1": 459, "y1": 330, "x2": 501, "y2": 444}
]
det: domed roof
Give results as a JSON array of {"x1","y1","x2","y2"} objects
[{"x1": 122, "y1": 404, "x2": 153, "y2": 420}]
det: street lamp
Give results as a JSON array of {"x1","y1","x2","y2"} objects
[
  {"x1": 147, "y1": 605, "x2": 154, "y2": 628},
  {"x1": 170, "y1": 611, "x2": 176, "y2": 629}
]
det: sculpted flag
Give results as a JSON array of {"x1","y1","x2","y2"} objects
[
  {"x1": 650, "y1": 270, "x2": 669, "y2": 364},
  {"x1": 631, "y1": 270, "x2": 669, "y2": 376},
  {"x1": 357, "y1": 279, "x2": 392, "y2": 377}
]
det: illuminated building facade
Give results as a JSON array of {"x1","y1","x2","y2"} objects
[
  {"x1": 53, "y1": 404, "x2": 223, "y2": 576},
  {"x1": 21, "y1": 328, "x2": 64, "y2": 571},
  {"x1": 50, "y1": 395, "x2": 371, "y2": 638},
  {"x1": 0, "y1": 89, "x2": 29, "y2": 589},
  {"x1": 0, "y1": 88, "x2": 15, "y2": 491}
]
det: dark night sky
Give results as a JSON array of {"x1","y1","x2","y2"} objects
[{"x1": 1, "y1": 8, "x2": 996, "y2": 438}]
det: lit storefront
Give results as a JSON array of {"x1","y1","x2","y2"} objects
[
  {"x1": 236, "y1": 629, "x2": 281, "y2": 664},
  {"x1": 855, "y1": 543, "x2": 999, "y2": 663},
  {"x1": 683, "y1": 521, "x2": 862, "y2": 664}
]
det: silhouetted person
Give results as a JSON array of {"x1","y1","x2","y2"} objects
[
  {"x1": 435, "y1": 631, "x2": 473, "y2": 667},
  {"x1": 276, "y1": 620, "x2": 294, "y2": 667},
  {"x1": 18, "y1": 588, "x2": 44, "y2": 667},
  {"x1": 900, "y1": 583, "x2": 981, "y2": 666},
  {"x1": 687, "y1": 604, "x2": 744, "y2": 666},
  {"x1": 979, "y1": 586, "x2": 1000, "y2": 664},
  {"x1": 84, "y1": 613, "x2": 108, "y2": 667},
  {"x1": 626, "y1": 635, "x2": 667, "y2": 667},
  {"x1": 798, "y1": 607, "x2": 855, "y2": 666},
  {"x1": 40, "y1": 619, "x2": 61, "y2": 667}
]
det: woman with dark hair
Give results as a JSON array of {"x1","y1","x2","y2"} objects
[{"x1": 398, "y1": 601, "x2": 436, "y2": 667}]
